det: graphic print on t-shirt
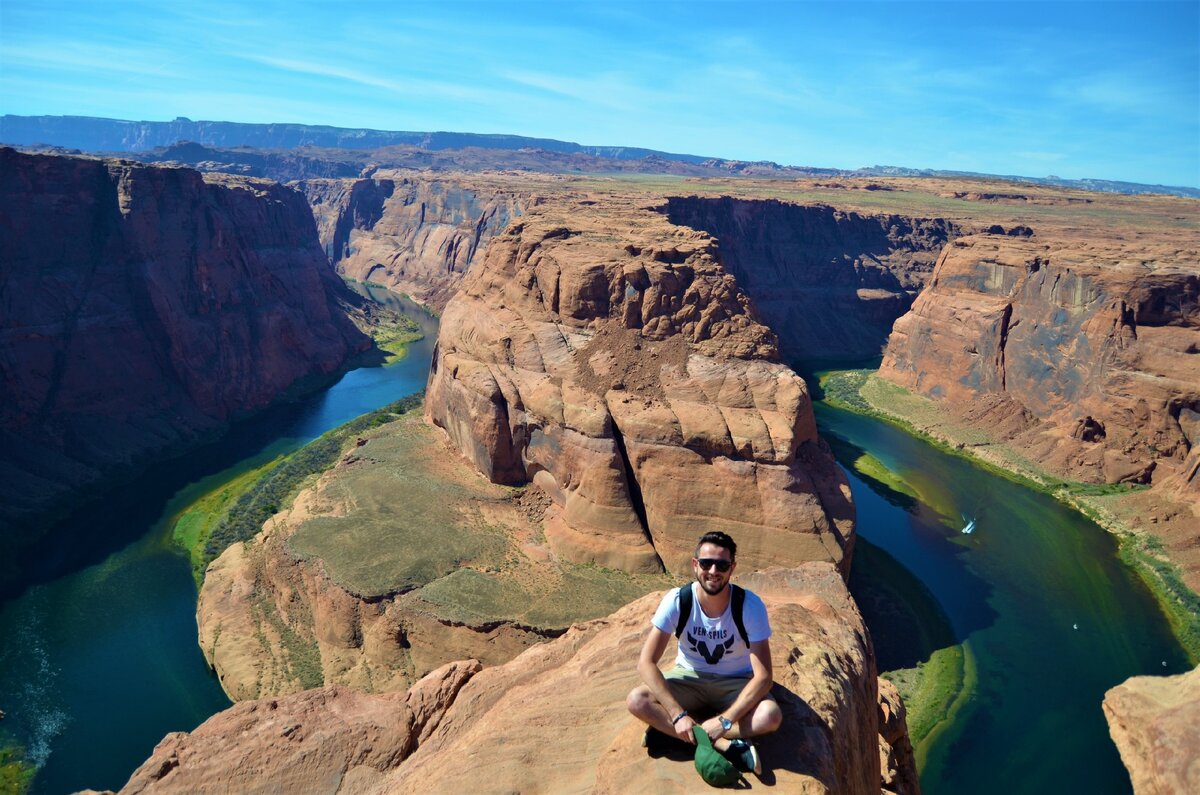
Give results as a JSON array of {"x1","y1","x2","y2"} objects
[{"x1": 686, "y1": 630, "x2": 735, "y2": 665}]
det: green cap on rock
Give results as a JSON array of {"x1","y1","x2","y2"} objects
[{"x1": 692, "y1": 726, "x2": 742, "y2": 787}]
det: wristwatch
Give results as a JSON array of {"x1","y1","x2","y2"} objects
[{"x1": 719, "y1": 715, "x2": 733, "y2": 732}]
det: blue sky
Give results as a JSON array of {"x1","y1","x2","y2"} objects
[{"x1": 2, "y1": 1, "x2": 1197, "y2": 187}]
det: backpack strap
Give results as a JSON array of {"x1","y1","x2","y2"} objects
[
  {"x1": 674, "y1": 584, "x2": 693, "y2": 639},
  {"x1": 674, "y1": 583, "x2": 751, "y2": 648},
  {"x1": 730, "y1": 584, "x2": 750, "y2": 647}
]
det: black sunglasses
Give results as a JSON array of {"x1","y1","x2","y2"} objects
[{"x1": 696, "y1": 558, "x2": 732, "y2": 573}]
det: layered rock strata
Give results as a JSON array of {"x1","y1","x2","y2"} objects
[
  {"x1": 1103, "y1": 665, "x2": 1200, "y2": 795},
  {"x1": 426, "y1": 195, "x2": 854, "y2": 577},
  {"x1": 0, "y1": 149, "x2": 367, "y2": 572},
  {"x1": 663, "y1": 196, "x2": 958, "y2": 359},
  {"x1": 297, "y1": 174, "x2": 524, "y2": 309},
  {"x1": 880, "y1": 233, "x2": 1200, "y2": 495},
  {"x1": 126, "y1": 565, "x2": 918, "y2": 795}
]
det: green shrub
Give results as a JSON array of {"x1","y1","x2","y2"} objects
[{"x1": 200, "y1": 393, "x2": 425, "y2": 570}]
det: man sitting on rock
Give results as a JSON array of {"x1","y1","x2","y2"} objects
[{"x1": 627, "y1": 531, "x2": 782, "y2": 775}]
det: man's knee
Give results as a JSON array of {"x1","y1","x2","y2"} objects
[
  {"x1": 626, "y1": 685, "x2": 653, "y2": 717},
  {"x1": 757, "y1": 699, "x2": 783, "y2": 733}
]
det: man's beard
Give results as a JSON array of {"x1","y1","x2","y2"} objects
[{"x1": 697, "y1": 574, "x2": 726, "y2": 595}]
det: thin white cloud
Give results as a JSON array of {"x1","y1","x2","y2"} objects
[
  {"x1": 500, "y1": 69, "x2": 651, "y2": 112},
  {"x1": 1, "y1": 42, "x2": 184, "y2": 78},
  {"x1": 239, "y1": 54, "x2": 508, "y2": 105}
]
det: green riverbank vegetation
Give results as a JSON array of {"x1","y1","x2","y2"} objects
[
  {"x1": 370, "y1": 317, "x2": 423, "y2": 361},
  {"x1": 0, "y1": 743, "x2": 34, "y2": 795},
  {"x1": 885, "y1": 644, "x2": 976, "y2": 769},
  {"x1": 819, "y1": 367, "x2": 1200, "y2": 665},
  {"x1": 171, "y1": 393, "x2": 425, "y2": 582}
]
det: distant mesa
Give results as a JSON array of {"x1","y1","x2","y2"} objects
[{"x1": 2, "y1": 114, "x2": 1197, "y2": 197}]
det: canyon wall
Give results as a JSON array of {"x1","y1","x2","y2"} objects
[
  {"x1": 880, "y1": 233, "x2": 1200, "y2": 494},
  {"x1": 297, "y1": 173, "x2": 525, "y2": 309},
  {"x1": 426, "y1": 194, "x2": 854, "y2": 578},
  {"x1": 663, "y1": 196, "x2": 958, "y2": 360},
  {"x1": 0, "y1": 148, "x2": 368, "y2": 578},
  {"x1": 127, "y1": 565, "x2": 918, "y2": 795}
]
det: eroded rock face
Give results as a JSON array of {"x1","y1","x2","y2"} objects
[
  {"x1": 663, "y1": 196, "x2": 958, "y2": 360},
  {"x1": 881, "y1": 234, "x2": 1200, "y2": 495},
  {"x1": 1103, "y1": 665, "x2": 1200, "y2": 795},
  {"x1": 297, "y1": 174, "x2": 524, "y2": 309},
  {"x1": 426, "y1": 196, "x2": 854, "y2": 577},
  {"x1": 124, "y1": 565, "x2": 918, "y2": 795},
  {"x1": 0, "y1": 149, "x2": 367, "y2": 574}
]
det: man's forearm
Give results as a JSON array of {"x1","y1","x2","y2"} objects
[{"x1": 721, "y1": 673, "x2": 773, "y2": 723}]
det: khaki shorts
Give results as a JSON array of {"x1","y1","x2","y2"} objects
[{"x1": 663, "y1": 666, "x2": 775, "y2": 714}]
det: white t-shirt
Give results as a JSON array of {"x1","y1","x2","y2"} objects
[{"x1": 651, "y1": 583, "x2": 772, "y2": 677}]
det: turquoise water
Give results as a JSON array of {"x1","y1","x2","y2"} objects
[
  {"x1": 815, "y1": 400, "x2": 1191, "y2": 794},
  {"x1": 0, "y1": 287, "x2": 437, "y2": 794}
]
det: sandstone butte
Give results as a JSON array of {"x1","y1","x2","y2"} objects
[
  {"x1": 116, "y1": 566, "x2": 919, "y2": 795},
  {"x1": 1104, "y1": 664, "x2": 1200, "y2": 795},
  {"x1": 0, "y1": 148, "x2": 369, "y2": 587},
  {"x1": 426, "y1": 192, "x2": 856, "y2": 578}
]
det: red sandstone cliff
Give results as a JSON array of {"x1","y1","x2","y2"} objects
[
  {"x1": 0, "y1": 148, "x2": 368, "y2": 572},
  {"x1": 297, "y1": 173, "x2": 524, "y2": 310},
  {"x1": 426, "y1": 194, "x2": 854, "y2": 578},
  {"x1": 664, "y1": 196, "x2": 959, "y2": 360},
  {"x1": 880, "y1": 233, "x2": 1199, "y2": 494},
  {"x1": 123, "y1": 565, "x2": 918, "y2": 795}
]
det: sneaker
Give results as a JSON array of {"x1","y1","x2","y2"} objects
[{"x1": 722, "y1": 739, "x2": 761, "y2": 776}]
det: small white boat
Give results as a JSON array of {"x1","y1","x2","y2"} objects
[{"x1": 962, "y1": 517, "x2": 976, "y2": 534}]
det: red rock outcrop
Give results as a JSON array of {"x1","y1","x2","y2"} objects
[
  {"x1": 122, "y1": 565, "x2": 918, "y2": 794},
  {"x1": 1103, "y1": 665, "x2": 1200, "y2": 795},
  {"x1": 663, "y1": 196, "x2": 959, "y2": 360},
  {"x1": 0, "y1": 148, "x2": 368, "y2": 576},
  {"x1": 297, "y1": 173, "x2": 524, "y2": 309},
  {"x1": 881, "y1": 234, "x2": 1200, "y2": 493},
  {"x1": 426, "y1": 195, "x2": 854, "y2": 577}
]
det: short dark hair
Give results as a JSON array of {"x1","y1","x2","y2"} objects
[{"x1": 695, "y1": 531, "x2": 736, "y2": 561}]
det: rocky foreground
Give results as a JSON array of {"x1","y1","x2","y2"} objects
[
  {"x1": 1104, "y1": 665, "x2": 1200, "y2": 795},
  {"x1": 123, "y1": 565, "x2": 918, "y2": 795}
]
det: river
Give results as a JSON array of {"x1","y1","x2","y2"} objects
[
  {"x1": 812, "y1": 385, "x2": 1191, "y2": 794},
  {"x1": 0, "y1": 306, "x2": 1189, "y2": 793},
  {"x1": 0, "y1": 286, "x2": 438, "y2": 795}
]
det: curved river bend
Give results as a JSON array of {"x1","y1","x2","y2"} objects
[
  {"x1": 0, "y1": 287, "x2": 437, "y2": 794},
  {"x1": 814, "y1": 393, "x2": 1190, "y2": 794},
  {"x1": 0, "y1": 297, "x2": 1188, "y2": 793}
]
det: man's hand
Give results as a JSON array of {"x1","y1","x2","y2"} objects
[
  {"x1": 701, "y1": 715, "x2": 729, "y2": 742},
  {"x1": 674, "y1": 714, "x2": 697, "y2": 744}
]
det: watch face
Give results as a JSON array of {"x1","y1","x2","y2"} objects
[{"x1": 720, "y1": 717, "x2": 732, "y2": 730}]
